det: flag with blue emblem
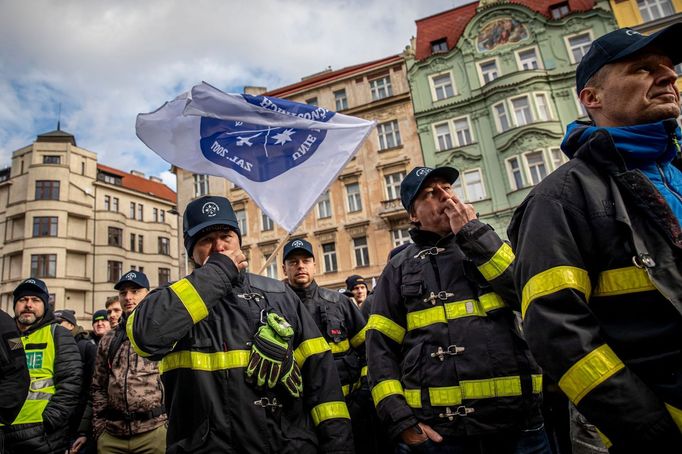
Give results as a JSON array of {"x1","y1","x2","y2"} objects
[{"x1": 136, "y1": 82, "x2": 374, "y2": 232}]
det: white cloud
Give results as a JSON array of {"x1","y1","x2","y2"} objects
[
  {"x1": 159, "y1": 170, "x2": 177, "y2": 191},
  {"x1": 0, "y1": 0, "x2": 466, "y2": 179}
]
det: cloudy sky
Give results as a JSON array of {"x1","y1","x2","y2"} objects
[{"x1": 0, "y1": 0, "x2": 466, "y2": 189}]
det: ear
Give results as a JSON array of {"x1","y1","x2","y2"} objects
[{"x1": 579, "y1": 87, "x2": 602, "y2": 111}]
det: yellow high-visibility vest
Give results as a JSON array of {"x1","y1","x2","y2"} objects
[{"x1": 12, "y1": 324, "x2": 57, "y2": 425}]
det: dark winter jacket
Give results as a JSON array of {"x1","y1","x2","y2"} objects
[
  {"x1": 128, "y1": 253, "x2": 354, "y2": 454},
  {"x1": 0, "y1": 310, "x2": 29, "y2": 425},
  {"x1": 508, "y1": 118, "x2": 682, "y2": 452},
  {"x1": 366, "y1": 220, "x2": 543, "y2": 440},
  {"x1": 69, "y1": 327, "x2": 97, "y2": 439}
]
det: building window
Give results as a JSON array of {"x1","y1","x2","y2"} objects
[
  {"x1": 453, "y1": 169, "x2": 486, "y2": 202},
  {"x1": 377, "y1": 120, "x2": 401, "y2": 150},
  {"x1": 550, "y1": 147, "x2": 568, "y2": 169},
  {"x1": 675, "y1": 63, "x2": 682, "y2": 76},
  {"x1": 346, "y1": 182, "x2": 362, "y2": 213},
  {"x1": 158, "y1": 268, "x2": 171, "y2": 286},
  {"x1": 194, "y1": 174, "x2": 209, "y2": 197},
  {"x1": 384, "y1": 172, "x2": 405, "y2": 200},
  {"x1": 431, "y1": 38, "x2": 448, "y2": 53},
  {"x1": 524, "y1": 151, "x2": 549, "y2": 185},
  {"x1": 369, "y1": 76, "x2": 392, "y2": 101},
  {"x1": 113, "y1": 197, "x2": 119, "y2": 212},
  {"x1": 160, "y1": 210, "x2": 165, "y2": 223},
  {"x1": 236, "y1": 209, "x2": 248, "y2": 236},
  {"x1": 517, "y1": 47, "x2": 541, "y2": 70},
  {"x1": 261, "y1": 212, "x2": 274, "y2": 231},
  {"x1": 31, "y1": 254, "x2": 57, "y2": 278},
  {"x1": 305, "y1": 97, "x2": 318, "y2": 106},
  {"x1": 317, "y1": 190, "x2": 332, "y2": 219},
  {"x1": 334, "y1": 89, "x2": 348, "y2": 111},
  {"x1": 130, "y1": 233, "x2": 136, "y2": 252},
  {"x1": 493, "y1": 102, "x2": 511, "y2": 132},
  {"x1": 138, "y1": 235, "x2": 144, "y2": 253},
  {"x1": 353, "y1": 237, "x2": 370, "y2": 267},
  {"x1": 107, "y1": 261, "x2": 122, "y2": 283},
  {"x1": 434, "y1": 122, "x2": 453, "y2": 151},
  {"x1": 35, "y1": 180, "x2": 60, "y2": 200},
  {"x1": 264, "y1": 254, "x2": 278, "y2": 279},
  {"x1": 479, "y1": 59, "x2": 499, "y2": 85},
  {"x1": 535, "y1": 93, "x2": 552, "y2": 121},
  {"x1": 153, "y1": 208, "x2": 159, "y2": 222},
  {"x1": 322, "y1": 243, "x2": 338, "y2": 272},
  {"x1": 567, "y1": 32, "x2": 592, "y2": 64},
  {"x1": 137, "y1": 204, "x2": 144, "y2": 221},
  {"x1": 392, "y1": 228, "x2": 411, "y2": 247},
  {"x1": 108, "y1": 227, "x2": 123, "y2": 247},
  {"x1": 33, "y1": 217, "x2": 58, "y2": 237},
  {"x1": 430, "y1": 72, "x2": 455, "y2": 101},
  {"x1": 453, "y1": 117, "x2": 473, "y2": 146},
  {"x1": 43, "y1": 155, "x2": 60, "y2": 164},
  {"x1": 158, "y1": 237, "x2": 170, "y2": 255},
  {"x1": 98, "y1": 171, "x2": 122, "y2": 185},
  {"x1": 104, "y1": 195, "x2": 111, "y2": 211},
  {"x1": 637, "y1": 0, "x2": 674, "y2": 21},
  {"x1": 130, "y1": 202, "x2": 136, "y2": 219},
  {"x1": 573, "y1": 87, "x2": 588, "y2": 118},
  {"x1": 506, "y1": 157, "x2": 525, "y2": 190},
  {"x1": 550, "y1": 2, "x2": 570, "y2": 19},
  {"x1": 511, "y1": 96, "x2": 534, "y2": 127}
]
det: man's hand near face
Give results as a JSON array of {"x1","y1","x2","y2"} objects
[{"x1": 437, "y1": 185, "x2": 477, "y2": 234}]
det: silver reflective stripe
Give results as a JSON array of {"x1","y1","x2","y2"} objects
[
  {"x1": 26, "y1": 391, "x2": 53, "y2": 401},
  {"x1": 32, "y1": 377, "x2": 54, "y2": 390}
]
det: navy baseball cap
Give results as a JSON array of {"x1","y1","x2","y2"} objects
[
  {"x1": 576, "y1": 24, "x2": 682, "y2": 93},
  {"x1": 345, "y1": 275, "x2": 367, "y2": 290},
  {"x1": 13, "y1": 278, "x2": 50, "y2": 306},
  {"x1": 114, "y1": 270, "x2": 150, "y2": 290},
  {"x1": 92, "y1": 309, "x2": 108, "y2": 324},
  {"x1": 400, "y1": 166, "x2": 459, "y2": 212},
  {"x1": 283, "y1": 238, "x2": 314, "y2": 262},
  {"x1": 54, "y1": 309, "x2": 77, "y2": 326},
  {"x1": 183, "y1": 195, "x2": 241, "y2": 256}
]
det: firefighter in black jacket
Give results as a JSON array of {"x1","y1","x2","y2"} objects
[
  {"x1": 509, "y1": 25, "x2": 682, "y2": 452},
  {"x1": 366, "y1": 167, "x2": 549, "y2": 453},
  {"x1": 0, "y1": 309, "x2": 29, "y2": 428},
  {"x1": 128, "y1": 196, "x2": 353, "y2": 454}
]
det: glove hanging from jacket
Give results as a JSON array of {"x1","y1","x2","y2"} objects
[{"x1": 246, "y1": 312, "x2": 303, "y2": 397}]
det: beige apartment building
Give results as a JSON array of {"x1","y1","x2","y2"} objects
[
  {"x1": 0, "y1": 129, "x2": 179, "y2": 324},
  {"x1": 174, "y1": 53, "x2": 424, "y2": 289}
]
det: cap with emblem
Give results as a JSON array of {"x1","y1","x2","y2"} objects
[
  {"x1": 13, "y1": 278, "x2": 50, "y2": 307},
  {"x1": 183, "y1": 195, "x2": 241, "y2": 257},
  {"x1": 345, "y1": 275, "x2": 367, "y2": 291},
  {"x1": 400, "y1": 166, "x2": 459, "y2": 212},
  {"x1": 54, "y1": 309, "x2": 78, "y2": 327},
  {"x1": 114, "y1": 270, "x2": 150, "y2": 290},
  {"x1": 283, "y1": 238, "x2": 314, "y2": 262},
  {"x1": 92, "y1": 309, "x2": 108, "y2": 324},
  {"x1": 576, "y1": 24, "x2": 682, "y2": 94}
]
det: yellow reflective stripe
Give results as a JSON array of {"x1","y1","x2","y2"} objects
[
  {"x1": 170, "y1": 278, "x2": 209, "y2": 324},
  {"x1": 479, "y1": 292, "x2": 506, "y2": 312},
  {"x1": 522, "y1": 266, "x2": 591, "y2": 319},
  {"x1": 596, "y1": 429, "x2": 613, "y2": 449},
  {"x1": 294, "y1": 337, "x2": 331, "y2": 368},
  {"x1": 311, "y1": 401, "x2": 350, "y2": 425},
  {"x1": 532, "y1": 374, "x2": 543, "y2": 394},
  {"x1": 404, "y1": 389, "x2": 422, "y2": 408},
  {"x1": 478, "y1": 242, "x2": 515, "y2": 281},
  {"x1": 407, "y1": 306, "x2": 446, "y2": 331},
  {"x1": 461, "y1": 376, "x2": 521, "y2": 398},
  {"x1": 329, "y1": 339, "x2": 350, "y2": 355},
  {"x1": 350, "y1": 324, "x2": 368, "y2": 348},
  {"x1": 430, "y1": 386, "x2": 463, "y2": 406},
  {"x1": 665, "y1": 403, "x2": 682, "y2": 432},
  {"x1": 559, "y1": 344, "x2": 624, "y2": 405},
  {"x1": 159, "y1": 350, "x2": 249, "y2": 374},
  {"x1": 371, "y1": 379, "x2": 404, "y2": 406},
  {"x1": 360, "y1": 365, "x2": 368, "y2": 377},
  {"x1": 367, "y1": 314, "x2": 405, "y2": 344},
  {"x1": 342, "y1": 384, "x2": 350, "y2": 397},
  {"x1": 594, "y1": 266, "x2": 656, "y2": 297},
  {"x1": 126, "y1": 310, "x2": 151, "y2": 358},
  {"x1": 445, "y1": 299, "x2": 486, "y2": 319}
]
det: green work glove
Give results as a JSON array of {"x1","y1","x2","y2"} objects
[{"x1": 246, "y1": 313, "x2": 302, "y2": 397}]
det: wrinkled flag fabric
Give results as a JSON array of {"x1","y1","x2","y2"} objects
[{"x1": 136, "y1": 82, "x2": 374, "y2": 232}]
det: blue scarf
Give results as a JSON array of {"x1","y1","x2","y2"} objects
[{"x1": 565, "y1": 120, "x2": 682, "y2": 224}]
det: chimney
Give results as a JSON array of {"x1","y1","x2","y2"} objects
[
  {"x1": 244, "y1": 86, "x2": 267, "y2": 95},
  {"x1": 130, "y1": 170, "x2": 145, "y2": 177},
  {"x1": 149, "y1": 176, "x2": 162, "y2": 183}
]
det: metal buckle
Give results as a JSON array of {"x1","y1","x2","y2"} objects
[
  {"x1": 631, "y1": 254, "x2": 655, "y2": 269},
  {"x1": 423, "y1": 291, "x2": 455, "y2": 305},
  {"x1": 254, "y1": 397, "x2": 283, "y2": 409},
  {"x1": 430, "y1": 345, "x2": 465, "y2": 361},
  {"x1": 438, "y1": 405, "x2": 474, "y2": 421},
  {"x1": 414, "y1": 247, "x2": 446, "y2": 259},
  {"x1": 239, "y1": 292, "x2": 264, "y2": 302}
]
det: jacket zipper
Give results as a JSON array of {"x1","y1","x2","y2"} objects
[{"x1": 656, "y1": 164, "x2": 682, "y2": 205}]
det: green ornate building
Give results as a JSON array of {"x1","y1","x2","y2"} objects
[{"x1": 406, "y1": 0, "x2": 617, "y2": 234}]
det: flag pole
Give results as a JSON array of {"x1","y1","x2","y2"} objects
[{"x1": 256, "y1": 233, "x2": 291, "y2": 275}]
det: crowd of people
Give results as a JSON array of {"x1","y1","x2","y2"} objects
[{"x1": 1, "y1": 25, "x2": 682, "y2": 454}]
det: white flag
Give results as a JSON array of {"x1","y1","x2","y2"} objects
[{"x1": 136, "y1": 82, "x2": 374, "y2": 232}]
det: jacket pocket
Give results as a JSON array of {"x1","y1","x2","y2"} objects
[
  {"x1": 400, "y1": 342, "x2": 425, "y2": 386},
  {"x1": 167, "y1": 416, "x2": 210, "y2": 453}
]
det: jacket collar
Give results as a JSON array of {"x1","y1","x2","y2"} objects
[{"x1": 409, "y1": 227, "x2": 455, "y2": 247}]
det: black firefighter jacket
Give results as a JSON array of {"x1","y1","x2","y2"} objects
[
  {"x1": 366, "y1": 220, "x2": 543, "y2": 440},
  {"x1": 288, "y1": 281, "x2": 367, "y2": 395},
  {"x1": 127, "y1": 253, "x2": 354, "y2": 454},
  {"x1": 508, "y1": 122, "x2": 682, "y2": 452},
  {"x1": 0, "y1": 309, "x2": 29, "y2": 425}
]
